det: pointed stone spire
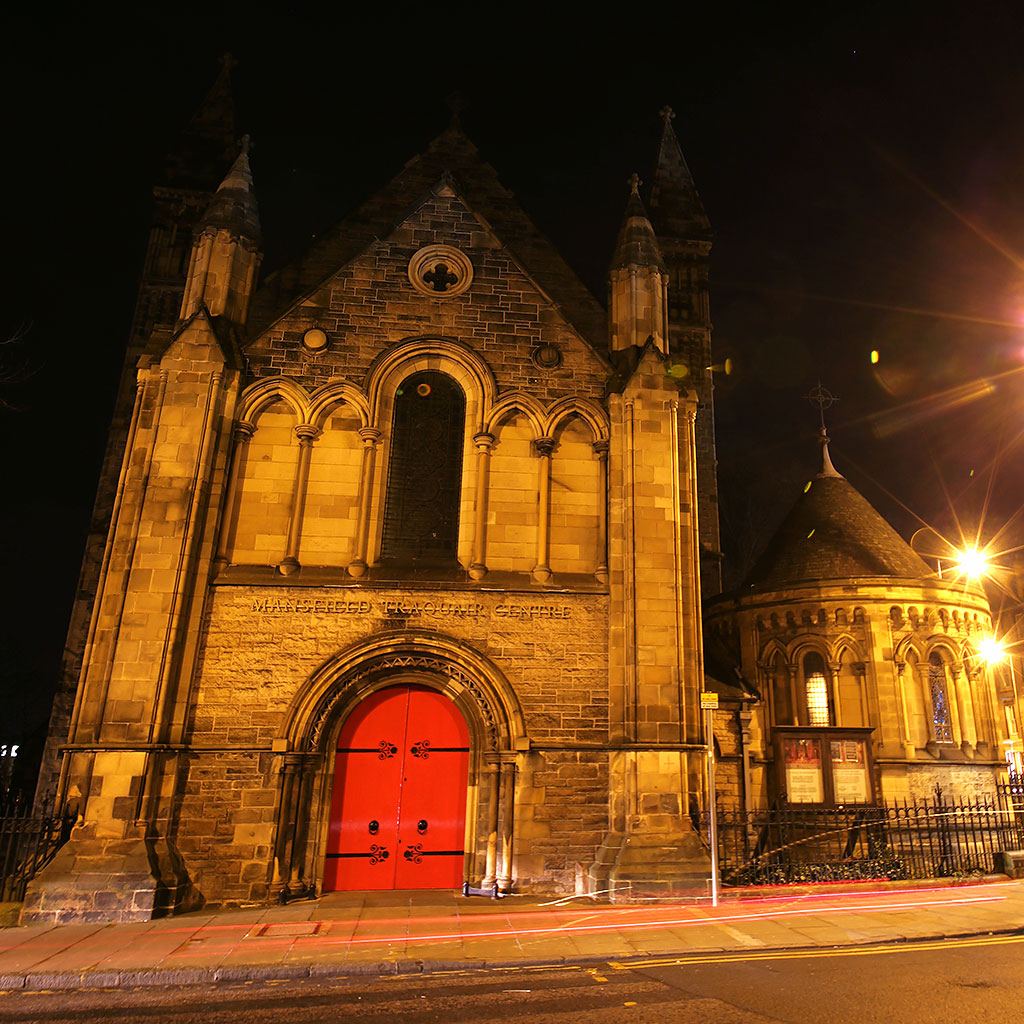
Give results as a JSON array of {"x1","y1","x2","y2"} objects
[
  {"x1": 648, "y1": 106, "x2": 710, "y2": 241},
  {"x1": 164, "y1": 54, "x2": 238, "y2": 189},
  {"x1": 611, "y1": 173, "x2": 666, "y2": 271},
  {"x1": 199, "y1": 135, "x2": 261, "y2": 243},
  {"x1": 180, "y1": 136, "x2": 262, "y2": 325},
  {"x1": 608, "y1": 175, "x2": 669, "y2": 354}
]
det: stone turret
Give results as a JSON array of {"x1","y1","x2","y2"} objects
[
  {"x1": 180, "y1": 136, "x2": 262, "y2": 325},
  {"x1": 608, "y1": 174, "x2": 669, "y2": 354}
]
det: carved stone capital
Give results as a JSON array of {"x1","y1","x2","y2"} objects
[
  {"x1": 592, "y1": 438, "x2": 610, "y2": 457},
  {"x1": 234, "y1": 420, "x2": 256, "y2": 442},
  {"x1": 473, "y1": 431, "x2": 496, "y2": 453},
  {"x1": 358, "y1": 427, "x2": 384, "y2": 447},
  {"x1": 533, "y1": 436, "x2": 556, "y2": 458},
  {"x1": 294, "y1": 424, "x2": 320, "y2": 444}
]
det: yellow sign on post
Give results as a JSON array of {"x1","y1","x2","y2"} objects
[{"x1": 700, "y1": 691, "x2": 718, "y2": 710}]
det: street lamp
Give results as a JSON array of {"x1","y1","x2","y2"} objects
[{"x1": 954, "y1": 546, "x2": 990, "y2": 580}]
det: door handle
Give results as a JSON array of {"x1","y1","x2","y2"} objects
[
  {"x1": 417, "y1": 819, "x2": 428, "y2": 834},
  {"x1": 368, "y1": 820, "x2": 379, "y2": 835}
]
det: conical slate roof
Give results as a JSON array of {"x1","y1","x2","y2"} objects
[
  {"x1": 743, "y1": 433, "x2": 931, "y2": 589},
  {"x1": 610, "y1": 177, "x2": 665, "y2": 271}
]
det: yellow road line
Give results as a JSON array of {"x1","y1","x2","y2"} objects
[{"x1": 610, "y1": 932, "x2": 1024, "y2": 969}]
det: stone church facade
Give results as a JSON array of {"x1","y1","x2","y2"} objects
[
  {"x1": 24, "y1": 68, "x2": 719, "y2": 923},
  {"x1": 25, "y1": 68, "x2": 1012, "y2": 925}
]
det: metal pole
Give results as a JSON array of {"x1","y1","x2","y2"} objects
[{"x1": 706, "y1": 705, "x2": 719, "y2": 907}]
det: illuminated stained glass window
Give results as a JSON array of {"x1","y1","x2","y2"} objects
[
  {"x1": 803, "y1": 652, "x2": 831, "y2": 727},
  {"x1": 928, "y1": 653, "x2": 954, "y2": 743}
]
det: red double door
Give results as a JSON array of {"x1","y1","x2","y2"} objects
[{"x1": 323, "y1": 685, "x2": 470, "y2": 891}]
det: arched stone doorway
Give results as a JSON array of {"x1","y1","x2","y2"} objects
[
  {"x1": 275, "y1": 631, "x2": 526, "y2": 898},
  {"x1": 323, "y1": 683, "x2": 470, "y2": 890}
]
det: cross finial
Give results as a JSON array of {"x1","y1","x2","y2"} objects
[
  {"x1": 219, "y1": 52, "x2": 239, "y2": 73},
  {"x1": 239, "y1": 133, "x2": 251, "y2": 155},
  {"x1": 659, "y1": 105, "x2": 675, "y2": 127},
  {"x1": 804, "y1": 382, "x2": 838, "y2": 432},
  {"x1": 446, "y1": 91, "x2": 464, "y2": 127},
  {"x1": 628, "y1": 172, "x2": 642, "y2": 195}
]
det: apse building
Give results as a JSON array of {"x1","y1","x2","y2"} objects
[
  {"x1": 24, "y1": 68, "x2": 1012, "y2": 925},
  {"x1": 705, "y1": 433, "x2": 1012, "y2": 817}
]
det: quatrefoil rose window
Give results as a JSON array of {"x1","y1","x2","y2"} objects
[{"x1": 408, "y1": 244, "x2": 473, "y2": 298}]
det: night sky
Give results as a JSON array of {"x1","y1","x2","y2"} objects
[{"x1": 3, "y1": 4, "x2": 1024, "y2": 785}]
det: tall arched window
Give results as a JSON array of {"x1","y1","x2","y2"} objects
[
  {"x1": 381, "y1": 370, "x2": 465, "y2": 565},
  {"x1": 803, "y1": 651, "x2": 832, "y2": 727},
  {"x1": 928, "y1": 652, "x2": 954, "y2": 743}
]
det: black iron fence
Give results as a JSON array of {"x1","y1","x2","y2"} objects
[
  {"x1": 0, "y1": 792, "x2": 72, "y2": 903},
  {"x1": 702, "y1": 785, "x2": 1024, "y2": 887}
]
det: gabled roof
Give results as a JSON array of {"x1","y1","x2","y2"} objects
[
  {"x1": 245, "y1": 125, "x2": 608, "y2": 349},
  {"x1": 743, "y1": 434, "x2": 931, "y2": 589}
]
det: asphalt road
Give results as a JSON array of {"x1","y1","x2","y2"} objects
[{"x1": 1, "y1": 934, "x2": 1020, "y2": 1023}]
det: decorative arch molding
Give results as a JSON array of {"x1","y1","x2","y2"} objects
[
  {"x1": 542, "y1": 396, "x2": 609, "y2": 442},
  {"x1": 756, "y1": 637, "x2": 789, "y2": 669},
  {"x1": 830, "y1": 635, "x2": 866, "y2": 665},
  {"x1": 785, "y1": 635, "x2": 832, "y2": 664},
  {"x1": 925, "y1": 637, "x2": 963, "y2": 669},
  {"x1": 307, "y1": 380, "x2": 371, "y2": 430},
  {"x1": 364, "y1": 337, "x2": 498, "y2": 430},
  {"x1": 892, "y1": 635, "x2": 923, "y2": 665},
  {"x1": 484, "y1": 391, "x2": 546, "y2": 438},
  {"x1": 285, "y1": 630, "x2": 526, "y2": 755},
  {"x1": 237, "y1": 376, "x2": 310, "y2": 423}
]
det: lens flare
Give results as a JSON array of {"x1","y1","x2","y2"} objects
[
  {"x1": 980, "y1": 636, "x2": 1006, "y2": 663},
  {"x1": 955, "y1": 546, "x2": 989, "y2": 579}
]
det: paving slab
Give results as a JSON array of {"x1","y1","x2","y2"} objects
[{"x1": 0, "y1": 878, "x2": 1022, "y2": 990}]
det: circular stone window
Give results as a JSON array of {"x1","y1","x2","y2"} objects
[
  {"x1": 408, "y1": 245, "x2": 474, "y2": 298},
  {"x1": 531, "y1": 342, "x2": 563, "y2": 370},
  {"x1": 301, "y1": 327, "x2": 330, "y2": 353}
]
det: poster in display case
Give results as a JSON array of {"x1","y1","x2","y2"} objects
[
  {"x1": 773, "y1": 727, "x2": 876, "y2": 807},
  {"x1": 782, "y1": 736, "x2": 824, "y2": 803}
]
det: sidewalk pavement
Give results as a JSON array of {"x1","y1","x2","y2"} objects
[{"x1": 1, "y1": 877, "x2": 1023, "y2": 991}]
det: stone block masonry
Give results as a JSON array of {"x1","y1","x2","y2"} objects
[{"x1": 176, "y1": 584, "x2": 609, "y2": 904}]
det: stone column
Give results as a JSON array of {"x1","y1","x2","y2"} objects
[
  {"x1": 469, "y1": 432, "x2": 495, "y2": 582},
  {"x1": 273, "y1": 755, "x2": 302, "y2": 886},
  {"x1": 213, "y1": 420, "x2": 255, "y2": 572},
  {"x1": 789, "y1": 665, "x2": 802, "y2": 727},
  {"x1": 948, "y1": 662, "x2": 966, "y2": 749},
  {"x1": 348, "y1": 428, "x2": 383, "y2": 579},
  {"x1": 497, "y1": 754, "x2": 517, "y2": 892},
  {"x1": 593, "y1": 439, "x2": 609, "y2": 583},
  {"x1": 289, "y1": 756, "x2": 319, "y2": 893},
  {"x1": 481, "y1": 757, "x2": 500, "y2": 889},
  {"x1": 278, "y1": 424, "x2": 319, "y2": 576},
  {"x1": 531, "y1": 437, "x2": 556, "y2": 584}
]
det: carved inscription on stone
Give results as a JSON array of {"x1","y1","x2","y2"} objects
[{"x1": 249, "y1": 597, "x2": 573, "y2": 619}]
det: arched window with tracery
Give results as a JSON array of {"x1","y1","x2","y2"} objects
[
  {"x1": 928, "y1": 652, "x2": 954, "y2": 743},
  {"x1": 803, "y1": 651, "x2": 832, "y2": 727},
  {"x1": 381, "y1": 370, "x2": 465, "y2": 565}
]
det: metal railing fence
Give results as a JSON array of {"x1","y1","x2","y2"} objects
[
  {"x1": 0, "y1": 791, "x2": 72, "y2": 903},
  {"x1": 701, "y1": 785, "x2": 1024, "y2": 887}
]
